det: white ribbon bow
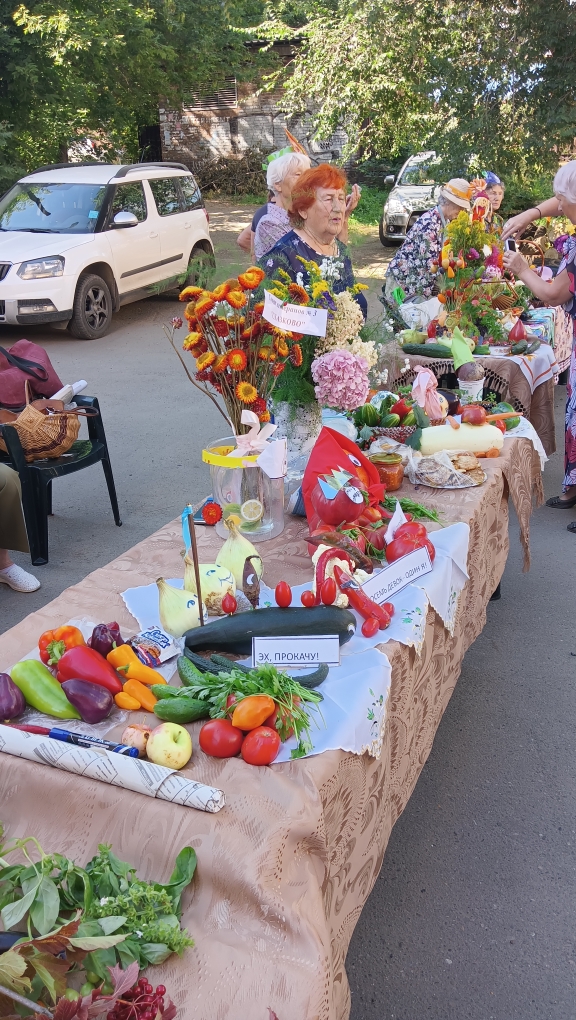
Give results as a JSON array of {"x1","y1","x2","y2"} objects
[{"x1": 229, "y1": 409, "x2": 278, "y2": 457}]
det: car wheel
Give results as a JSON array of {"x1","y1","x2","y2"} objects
[
  {"x1": 183, "y1": 245, "x2": 216, "y2": 288},
  {"x1": 69, "y1": 273, "x2": 113, "y2": 340},
  {"x1": 379, "y1": 217, "x2": 387, "y2": 246}
]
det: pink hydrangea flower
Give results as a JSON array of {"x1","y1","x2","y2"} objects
[{"x1": 311, "y1": 349, "x2": 370, "y2": 411}]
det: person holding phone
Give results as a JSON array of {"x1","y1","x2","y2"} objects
[{"x1": 503, "y1": 160, "x2": 576, "y2": 527}]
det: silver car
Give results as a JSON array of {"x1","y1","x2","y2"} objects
[{"x1": 380, "y1": 151, "x2": 441, "y2": 245}]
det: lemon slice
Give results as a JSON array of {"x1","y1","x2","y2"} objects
[{"x1": 241, "y1": 498, "x2": 264, "y2": 522}]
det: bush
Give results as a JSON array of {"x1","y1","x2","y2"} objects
[
  {"x1": 350, "y1": 186, "x2": 389, "y2": 226},
  {"x1": 500, "y1": 173, "x2": 554, "y2": 217}
]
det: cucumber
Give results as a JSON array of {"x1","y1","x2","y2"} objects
[
  {"x1": 380, "y1": 413, "x2": 401, "y2": 427},
  {"x1": 402, "y1": 344, "x2": 453, "y2": 358},
  {"x1": 525, "y1": 339, "x2": 541, "y2": 354},
  {"x1": 184, "y1": 606, "x2": 356, "y2": 655},
  {"x1": 474, "y1": 344, "x2": 490, "y2": 355},
  {"x1": 296, "y1": 663, "x2": 329, "y2": 689},
  {"x1": 178, "y1": 653, "x2": 211, "y2": 685},
  {"x1": 153, "y1": 697, "x2": 210, "y2": 724},
  {"x1": 511, "y1": 339, "x2": 528, "y2": 354},
  {"x1": 210, "y1": 654, "x2": 251, "y2": 674},
  {"x1": 151, "y1": 684, "x2": 180, "y2": 700}
]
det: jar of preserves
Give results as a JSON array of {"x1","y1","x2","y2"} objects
[{"x1": 369, "y1": 453, "x2": 404, "y2": 491}]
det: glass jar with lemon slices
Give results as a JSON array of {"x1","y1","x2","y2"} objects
[{"x1": 202, "y1": 436, "x2": 285, "y2": 541}]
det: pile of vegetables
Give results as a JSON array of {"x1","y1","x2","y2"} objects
[
  {"x1": 354, "y1": 393, "x2": 417, "y2": 431},
  {"x1": 152, "y1": 656, "x2": 325, "y2": 762},
  {"x1": 0, "y1": 825, "x2": 195, "y2": 1010}
]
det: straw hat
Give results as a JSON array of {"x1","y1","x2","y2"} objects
[{"x1": 439, "y1": 178, "x2": 473, "y2": 210}]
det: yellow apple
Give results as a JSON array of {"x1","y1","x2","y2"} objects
[{"x1": 146, "y1": 723, "x2": 192, "y2": 770}]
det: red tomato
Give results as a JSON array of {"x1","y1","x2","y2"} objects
[
  {"x1": 264, "y1": 702, "x2": 298, "y2": 740},
  {"x1": 241, "y1": 726, "x2": 281, "y2": 765},
  {"x1": 341, "y1": 529, "x2": 367, "y2": 553},
  {"x1": 310, "y1": 478, "x2": 366, "y2": 527},
  {"x1": 361, "y1": 617, "x2": 380, "y2": 638},
  {"x1": 364, "y1": 524, "x2": 387, "y2": 552},
  {"x1": 493, "y1": 419, "x2": 506, "y2": 434},
  {"x1": 320, "y1": 577, "x2": 337, "y2": 605},
  {"x1": 221, "y1": 592, "x2": 237, "y2": 615},
  {"x1": 275, "y1": 581, "x2": 292, "y2": 608},
  {"x1": 225, "y1": 693, "x2": 237, "y2": 713},
  {"x1": 301, "y1": 590, "x2": 316, "y2": 607},
  {"x1": 386, "y1": 534, "x2": 436, "y2": 563},
  {"x1": 199, "y1": 719, "x2": 244, "y2": 758},
  {"x1": 382, "y1": 602, "x2": 395, "y2": 617},
  {"x1": 393, "y1": 522, "x2": 427, "y2": 540},
  {"x1": 377, "y1": 608, "x2": 392, "y2": 630}
]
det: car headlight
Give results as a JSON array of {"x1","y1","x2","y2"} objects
[
  {"x1": 386, "y1": 198, "x2": 407, "y2": 215},
  {"x1": 17, "y1": 257, "x2": 65, "y2": 280}
]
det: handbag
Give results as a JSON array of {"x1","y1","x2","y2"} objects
[
  {"x1": 0, "y1": 340, "x2": 63, "y2": 410},
  {"x1": 0, "y1": 382, "x2": 98, "y2": 462}
]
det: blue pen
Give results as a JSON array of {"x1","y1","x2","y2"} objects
[{"x1": 11, "y1": 724, "x2": 139, "y2": 756}]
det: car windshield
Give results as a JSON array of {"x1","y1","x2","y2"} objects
[
  {"x1": 398, "y1": 165, "x2": 437, "y2": 186},
  {"x1": 0, "y1": 183, "x2": 107, "y2": 234}
]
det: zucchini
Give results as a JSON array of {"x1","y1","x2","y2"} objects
[
  {"x1": 184, "y1": 606, "x2": 356, "y2": 655},
  {"x1": 474, "y1": 344, "x2": 490, "y2": 355},
  {"x1": 402, "y1": 344, "x2": 453, "y2": 358},
  {"x1": 153, "y1": 697, "x2": 210, "y2": 724},
  {"x1": 380, "y1": 413, "x2": 401, "y2": 427},
  {"x1": 525, "y1": 339, "x2": 541, "y2": 354},
  {"x1": 511, "y1": 339, "x2": 528, "y2": 354},
  {"x1": 297, "y1": 663, "x2": 329, "y2": 689}
]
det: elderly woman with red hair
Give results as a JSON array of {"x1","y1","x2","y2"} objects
[{"x1": 259, "y1": 164, "x2": 368, "y2": 317}]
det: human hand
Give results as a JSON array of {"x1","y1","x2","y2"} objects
[
  {"x1": 502, "y1": 249, "x2": 529, "y2": 275},
  {"x1": 345, "y1": 184, "x2": 361, "y2": 218},
  {"x1": 502, "y1": 210, "x2": 536, "y2": 242}
]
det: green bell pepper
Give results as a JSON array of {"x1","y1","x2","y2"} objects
[{"x1": 11, "y1": 660, "x2": 81, "y2": 719}]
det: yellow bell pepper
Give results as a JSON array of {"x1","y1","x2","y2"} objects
[{"x1": 106, "y1": 645, "x2": 166, "y2": 685}]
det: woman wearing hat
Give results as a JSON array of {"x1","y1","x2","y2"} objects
[{"x1": 383, "y1": 178, "x2": 472, "y2": 308}]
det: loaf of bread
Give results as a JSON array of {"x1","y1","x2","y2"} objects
[{"x1": 419, "y1": 422, "x2": 504, "y2": 456}]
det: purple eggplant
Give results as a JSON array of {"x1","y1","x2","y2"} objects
[
  {"x1": 60, "y1": 679, "x2": 113, "y2": 724},
  {"x1": 0, "y1": 673, "x2": 26, "y2": 720}
]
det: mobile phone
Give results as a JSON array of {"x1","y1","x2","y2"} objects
[{"x1": 504, "y1": 238, "x2": 517, "y2": 252}]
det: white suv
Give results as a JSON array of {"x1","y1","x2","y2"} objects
[{"x1": 0, "y1": 162, "x2": 214, "y2": 339}]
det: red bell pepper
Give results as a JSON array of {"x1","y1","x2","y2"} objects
[
  {"x1": 390, "y1": 398, "x2": 412, "y2": 419},
  {"x1": 333, "y1": 565, "x2": 393, "y2": 630},
  {"x1": 56, "y1": 646, "x2": 123, "y2": 695},
  {"x1": 38, "y1": 625, "x2": 85, "y2": 666}
]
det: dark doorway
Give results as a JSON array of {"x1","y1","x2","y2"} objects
[{"x1": 138, "y1": 125, "x2": 162, "y2": 163}]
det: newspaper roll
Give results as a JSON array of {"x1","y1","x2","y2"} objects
[{"x1": 0, "y1": 725, "x2": 225, "y2": 813}]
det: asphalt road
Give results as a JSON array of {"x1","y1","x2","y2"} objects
[{"x1": 1, "y1": 205, "x2": 574, "y2": 1020}]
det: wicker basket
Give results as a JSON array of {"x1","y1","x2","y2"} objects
[
  {"x1": 372, "y1": 419, "x2": 443, "y2": 443},
  {"x1": 0, "y1": 381, "x2": 96, "y2": 462}
]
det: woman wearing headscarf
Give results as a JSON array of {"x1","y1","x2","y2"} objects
[
  {"x1": 483, "y1": 172, "x2": 505, "y2": 237},
  {"x1": 383, "y1": 178, "x2": 472, "y2": 308},
  {"x1": 503, "y1": 160, "x2": 576, "y2": 530}
]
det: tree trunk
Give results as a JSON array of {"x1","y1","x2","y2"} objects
[{"x1": 58, "y1": 142, "x2": 69, "y2": 163}]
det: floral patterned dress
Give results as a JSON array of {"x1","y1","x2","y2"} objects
[
  {"x1": 384, "y1": 206, "x2": 445, "y2": 305},
  {"x1": 558, "y1": 238, "x2": 576, "y2": 491},
  {"x1": 260, "y1": 230, "x2": 368, "y2": 318}
]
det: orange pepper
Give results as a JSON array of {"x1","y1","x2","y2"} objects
[
  {"x1": 115, "y1": 692, "x2": 141, "y2": 711},
  {"x1": 123, "y1": 678, "x2": 158, "y2": 713},
  {"x1": 106, "y1": 645, "x2": 165, "y2": 685},
  {"x1": 38, "y1": 625, "x2": 85, "y2": 666},
  {"x1": 231, "y1": 694, "x2": 275, "y2": 730}
]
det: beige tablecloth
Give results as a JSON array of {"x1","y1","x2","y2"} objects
[{"x1": 0, "y1": 439, "x2": 542, "y2": 1020}]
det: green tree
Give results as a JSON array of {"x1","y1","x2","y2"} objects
[
  {"x1": 260, "y1": 0, "x2": 576, "y2": 179},
  {"x1": 0, "y1": 0, "x2": 266, "y2": 177}
]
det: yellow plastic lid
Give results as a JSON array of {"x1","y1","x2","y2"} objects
[{"x1": 201, "y1": 444, "x2": 259, "y2": 469}]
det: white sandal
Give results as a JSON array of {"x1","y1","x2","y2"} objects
[{"x1": 0, "y1": 564, "x2": 41, "y2": 592}]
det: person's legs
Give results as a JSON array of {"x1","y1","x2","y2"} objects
[
  {"x1": 0, "y1": 464, "x2": 40, "y2": 591},
  {"x1": 547, "y1": 337, "x2": 576, "y2": 507}
]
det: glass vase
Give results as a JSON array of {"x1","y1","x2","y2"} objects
[
  {"x1": 202, "y1": 437, "x2": 285, "y2": 542},
  {"x1": 272, "y1": 400, "x2": 323, "y2": 465}
]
